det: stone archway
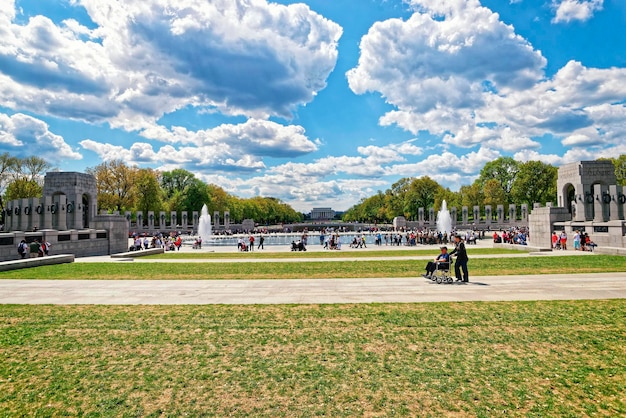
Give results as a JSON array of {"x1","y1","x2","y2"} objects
[
  {"x1": 42, "y1": 172, "x2": 98, "y2": 230},
  {"x1": 557, "y1": 161, "x2": 617, "y2": 221},
  {"x1": 562, "y1": 183, "x2": 576, "y2": 216}
]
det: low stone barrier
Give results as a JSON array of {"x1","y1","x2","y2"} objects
[
  {"x1": 111, "y1": 248, "x2": 165, "y2": 258},
  {"x1": 0, "y1": 254, "x2": 75, "y2": 272},
  {"x1": 492, "y1": 243, "x2": 551, "y2": 252},
  {"x1": 593, "y1": 247, "x2": 626, "y2": 256}
]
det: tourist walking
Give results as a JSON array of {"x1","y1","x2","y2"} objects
[
  {"x1": 258, "y1": 235, "x2": 265, "y2": 250},
  {"x1": 17, "y1": 240, "x2": 27, "y2": 259},
  {"x1": 559, "y1": 231, "x2": 567, "y2": 250},
  {"x1": 450, "y1": 234, "x2": 469, "y2": 282}
]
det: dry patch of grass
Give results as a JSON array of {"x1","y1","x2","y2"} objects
[{"x1": 1, "y1": 301, "x2": 625, "y2": 416}]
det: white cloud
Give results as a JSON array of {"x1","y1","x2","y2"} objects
[
  {"x1": 347, "y1": 0, "x2": 546, "y2": 110},
  {"x1": 140, "y1": 119, "x2": 318, "y2": 157},
  {"x1": 552, "y1": 0, "x2": 603, "y2": 24},
  {"x1": 0, "y1": 112, "x2": 82, "y2": 163},
  {"x1": 80, "y1": 118, "x2": 318, "y2": 172},
  {"x1": 348, "y1": 1, "x2": 626, "y2": 161},
  {"x1": 0, "y1": 0, "x2": 343, "y2": 130}
]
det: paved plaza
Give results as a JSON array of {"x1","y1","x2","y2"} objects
[
  {"x1": 0, "y1": 272, "x2": 624, "y2": 305},
  {"x1": 0, "y1": 239, "x2": 624, "y2": 304}
]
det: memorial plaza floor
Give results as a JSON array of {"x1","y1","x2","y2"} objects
[{"x1": 1, "y1": 238, "x2": 625, "y2": 305}]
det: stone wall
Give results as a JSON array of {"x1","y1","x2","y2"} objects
[{"x1": 0, "y1": 229, "x2": 113, "y2": 261}]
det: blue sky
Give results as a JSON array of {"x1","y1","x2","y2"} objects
[{"x1": 1, "y1": 0, "x2": 626, "y2": 212}]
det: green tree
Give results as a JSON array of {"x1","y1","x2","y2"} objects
[
  {"x1": 0, "y1": 153, "x2": 19, "y2": 211},
  {"x1": 607, "y1": 155, "x2": 626, "y2": 186},
  {"x1": 135, "y1": 169, "x2": 163, "y2": 215},
  {"x1": 20, "y1": 156, "x2": 51, "y2": 182},
  {"x1": 404, "y1": 176, "x2": 443, "y2": 219},
  {"x1": 483, "y1": 178, "x2": 507, "y2": 207},
  {"x1": 160, "y1": 169, "x2": 196, "y2": 200},
  {"x1": 4, "y1": 178, "x2": 42, "y2": 201},
  {"x1": 181, "y1": 178, "x2": 210, "y2": 214},
  {"x1": 459, "y1": 182, "x2": 484, "y2": 209},
  {"x1": 86, "y1": 160, "x2": 138, "y2": 212},
  {"x1": 511, "y1": 161, "x2": 558, "y2": 205},
  {"x1": 1, "y1": 155, "x2": 52, "y2": 213},
  {"x1": 477, "y1": 157, "x2": 519, "y2": 203}
]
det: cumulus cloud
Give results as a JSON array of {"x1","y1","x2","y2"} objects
[
  {"x1": 347, "y1": 0, "x2": 626, "y2": 162},
  {"x1": 80, "y1": 118, "x2": 318, "y2": 172},
  {"x1": 552, "y1": 0, "x2": 603, "y2": 23},
  {"x1": 0, "y1": 0, "x2": 342, "y2": 129},
  {"x1": 347, "y1": 0, "x2": 546, "y2": 109},
  {"x1": 0, "y1": 112, "x2": 82, "y2": 163},
  {"x1": 140, "y1": 119, "x2": 318, "y2": 157}
]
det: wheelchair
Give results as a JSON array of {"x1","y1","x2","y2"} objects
[{"x1": 429, "y1": 260, "x2": 454, "y2": 284}]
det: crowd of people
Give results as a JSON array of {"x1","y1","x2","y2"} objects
[
  {"x1": 17, "y1": 238, "x2": 51, "y2": 258},
  {"x1": 492, "y1": 227, "x2": 528, "y2": 245},
  {"x1": 551, "y1": 230, "x2": 596, "y2": 251},
  {"x1": 130, "y1": 232, "x2": 183, "y2": 251}
]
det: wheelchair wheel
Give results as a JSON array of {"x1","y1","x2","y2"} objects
[{"x1": 436, "y1": 276, "x2": 443, "y2": 284}]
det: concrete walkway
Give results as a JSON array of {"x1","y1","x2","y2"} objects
[
  {"x1": 0, "y1": 272, "x2": 624, "y2": 305},
  {"x1": 1, "y1": 240, "x2": 622, "y2": 305}
]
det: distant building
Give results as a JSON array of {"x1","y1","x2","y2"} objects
[{"x1": 310, "y1": 207, "x2": 336, "y2": 220}]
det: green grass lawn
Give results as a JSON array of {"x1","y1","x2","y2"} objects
[
  {"x1": 0, "y1": 255, "x2": 624, "y2": 280},
  {"x1": 147, "y1": 247, "x2": 522, "y2": 259},
  {"x1": 1, "y1": 301, "x2": 624, "y2": 416}
]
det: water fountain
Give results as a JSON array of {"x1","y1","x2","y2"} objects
[
  {"x1": 437, "y1": 200, "x2": 452, "y2": 235},
  {"x1": 198, "y1": 204, "x2": 212, "y2": 244}
]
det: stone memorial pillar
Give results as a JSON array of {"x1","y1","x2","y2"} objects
[
  {"x1": 40, "y1": 196, "x2": 52, "y2": 230},
  {"x1": 473, "y1": 206, "x2": 480, "y2": 224},
  {"x1": 137, "y1": 211, "x2": 144, "y2": 231},
  {"x1": 485, "y1": 205, "x2": 492, "y2": 227},
  {"x1": 620, "y1": 186, "x2": 626, "y2": 220},
  {"x1": 508, "y1": 204, "x2": 516, "y2": 223},
  {"x1": 428, "y1": 208, "x2": 435, "y2": 228},
  {"x1": 170, "y1": 211, "x2": 177, "y2": 229},
  {"x1": 181, "y1": 211, "x2": 188, "y2": 231},
  {"x1": 192, "y1": 211, "x2": 199, "y2": 232},
  {"x1": 462, "y1": 206, "x2": 468, "y2": 226},
  {"x1": 418, "y1": 208, "x2": 425, "y2": 227},
  {"x1": 496, "y1": 205, "x2": 504, "y2": 224},
  {"x1": 213, "y1": 211, "x2": 220, "y2": 229},
  {"x1": 593, "y1": 184, "x2": 607, "y2": 222},
  {"x1": 67, "y1": 198, "x2": 81, "y2": 230},
  {"x1": 159, "y1": 211, "x2": 166, "y2": 230},
  {"x1": 521, "y1": 204, "x2": 528, "y2": 222},
  {"x1": 5, "y1": 202, "x2": 13, "y2": 231},
  {"x1": 450, "y1": 207, "x2": 457, "y2": 229},
  {"x1": 609, "y1": 185, "x2": 622, "y2": 221},
  {"x1": 29, "y1": 198, "x2": 41, "y2": 231},
  {"x1": 20, "y1": 198, "x2": 30, "y2": 231},
  {"x1": 147, "y1": 211, "x2": 154, "y2": 230},
  {"x1": 570, "y1": 184, "x2": 584, "y2": 221},
  {"x1": 224, "y1": 211, "x2": 230, "y2": 229},
  {"x1": 53, "y1": 195, "x2": 67, "y2": 230},
  {"x1": 125, "y1": 211, "x2": 132, "y2": 225},
  {"x1": 27, "y1": 198, "x2": 39, "y2": 231}
]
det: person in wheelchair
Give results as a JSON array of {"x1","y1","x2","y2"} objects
[{"x1": 422, "y1": 246, "x2": 450, "y2": 279}]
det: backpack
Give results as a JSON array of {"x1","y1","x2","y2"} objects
[{"x1": 17, "y1": 243, "x2": 24, "y2": 254}]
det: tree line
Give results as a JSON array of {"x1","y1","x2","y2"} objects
[
  {"x1": 2, "y1": 152, "x2": 625, "y2": 225},
  {"x1": 0, "y1": 153, "x2": 52, "y2": 212},
  {"x1": 0, "y1": 154, "x2": 302, "y2": 225},
  {"x1": 86, "y1": 161, "x2": 303, "y2": 224},
  {"x1": 342, "y1": 156, "x2": 626, "y2": 223}
]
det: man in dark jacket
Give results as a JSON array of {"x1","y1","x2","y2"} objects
[{"x1": 450, "y1": 234, "x2": 469, "y2": 282}]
